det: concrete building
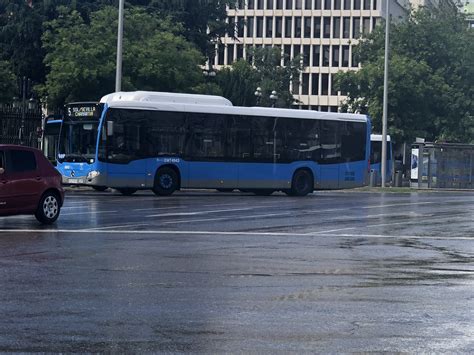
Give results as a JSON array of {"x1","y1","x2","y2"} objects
[{"x1": 214, "y1": 0, "x2": 410, "y2": 111}]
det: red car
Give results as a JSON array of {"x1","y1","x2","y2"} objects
[{"x1": 0, "y1": 145, "x2": 64, "y2": 224}]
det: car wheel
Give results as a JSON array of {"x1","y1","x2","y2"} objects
[
  {"x1": 116, "y1": 188, "x2": 137, "y2": 196},
  {"x1": 290, "y1": 169, "x2": 313, "y2": 196},
  {"x1": 153, "y1": 167, "x2": 178, "y2": 196},
  {"x1": 92, "y1": 186, "x2": 108, "y2": 192},
  {"x1": 35, "y1": 191, "x2": 61, "y2": 224}
]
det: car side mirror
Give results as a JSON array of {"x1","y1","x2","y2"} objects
[{"x1": 0, "y1": 168, "x2": 4, "y2": 175}]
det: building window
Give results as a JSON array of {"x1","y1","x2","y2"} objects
[
  {"x1": 303, "y1": 45, "x2": 310, "y2": 66},
  {"x1": 321, "y1": 74, "x2": 329, "y2": 95},
  {"x1": 237, "y1": 44, "x2": 244, "y2": 59},
  {"x1": 332, "y1": 45, "x2": 340, "y2": 67},
  {"x1": 323, "y1": 17, "x2": 331, "y2": 38},
  {"x1": 333, "y1": 17, "x2": 340, "y2": 38},
  {"x1": 343, "y1": 0, "x2": 350, "y2": 10},
  {"x1": 342, "y1": 45, "x2": 349, "y2": 67},
  {"x1": 276, "y1": 0, "x2": 283, "y2": 9},
  {"x1": 275, "y1": 17, "x2": 283, "y2": 37},
  {"x1": 266, "y1": 17, "x2": 273, "y2": 37},
  {"x1": 351, "y1": 46, "x2": 359, "y2": 67},
  {"x1": 343, "y1": 17, "x2": 350, "y2": 38},
  {"x1": 247, "y1": 17, "x2": 254, "y2": 37},
  {"x1": 373, "y1": 17, "x2": 378, "y2": 29},
  {"x1": 353, "y1": 0, "x2": 361, "y2": 10},
  {"x1": 353, "y1": 17, "x2": 360, "y2": 38},
  {"x1": 256, "y1": 17, "x2": 263, "y2": 37},
  {"x1": 248, "y1": 0, "x2": 255, "y2": 9},
  {"x1": 284, "y1": 45, "x2": 291, "y2": 65},
  {"x1": 311, "y1": 73, "x2": 319, "y2": 95},
  {"x1": 286, "y1": 0, "x2": 293, "y2": 9},
  {"x1": 267, "y1": 0, "x2": 274, "y2": 9},
  {"x1": 373, "y1": 0, "x2": 377, "y2": 10},
  {"x1": 296, "y1": 0, "x2": 303, "y2": 9},
  {"x1": 362, "y1": 17, "x2": 370, "y2": 34},
  {"x1": 285, "y1": 17, "x2": 292, "y2": 37},
  {"x1": 313, "y1": 17, "x2": 321, "y2": 38},
  {"x1": 324, "y1": 0, "x2": 331, "y2": 9},
  {"x1": 322, "y1": 45, "x2": 330, "y2": 66},
  {"x1": 257, "y1": 0, "x2": 264, "y2": 9},
  {"x1": 218, "y1": 45, "x2": 225, "y2": 65},
  {"x1": 312, "y1": 45, "x2": 320, "y2": 66},
  {"x1": 315, "y1": 0, "x2": 321, "y2": 9},
  {"x1": 305, "y1": 0, "x2": 313, "y2": 9},
  {"x1": 335, "y1": 0, "x2": 341, "y2": 9},
  {"x1": 302, "y1": 73, "x2": 309, "y2": 95},
  {"x1": 293, "y1": 44, "x2": 301, "y2": 60},
  {"x1": 237, "y1": 0, "x2": 245, "y2": 9},
  {"x1": 238, "y1": 17, "x2": 245, "y2": 37},
  {"x1": 294, "y1": 17, "x2": 302, "y2": 38},
  {"x1": 227, "y1": 44, "x2": 234, "y2": 65},
  {"x1": 304, "y1": 17, "x2": 311, "y2": 38},
  {"x1": 330, "y1": 75, "x2": 338, "y2": 95},
  {"x1": 363, "y1": 0, "x2": 370, "y2": 9}
]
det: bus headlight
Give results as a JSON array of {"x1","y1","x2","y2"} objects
[{"x1": 87, "y1": 171, "x2": 100, "y2": 179}]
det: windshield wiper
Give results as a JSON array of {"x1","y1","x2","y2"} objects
[{"x1": 59, "y1": 154, "x2": 89, "y2": 163}]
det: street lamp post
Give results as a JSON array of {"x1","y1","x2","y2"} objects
[
  {"x1": 115, "y1": 0, "x2": 124, "y2": 92},
  {"x1": 381, "y1": 0, "x2": 390, "y2": 187},
  {"x1": 269, "y1": 90, "x2": 278, "y2": 108},
  {"x1": 254, "y1": 87, "x2": 262, "y2": 105}
]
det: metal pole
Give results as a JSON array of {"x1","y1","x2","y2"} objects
[
  {"x1": 20, "y1": 76, "x2": 26, "y2": 145},
  {"x1": 115, "y1": 0, "x2": 124, "y2": 92},
  {"x1": 381, "y1": 0, "x2": 390, "y2": 187}
]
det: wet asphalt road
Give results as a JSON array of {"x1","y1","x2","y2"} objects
[{"x1": 0, "y1": 188, "x2": 473, "y2": 352}]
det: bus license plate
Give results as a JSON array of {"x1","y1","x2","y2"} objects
[{"x1": 69, "y1": 178, "x2": 83, "y2": 184}]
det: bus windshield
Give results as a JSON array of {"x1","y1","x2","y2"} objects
[
  {"x1": 58, "y1": 121, "x2": 98, "y2": 163},
  {"x1": 57, "y1": 102, "x2": 103, "y2": 163}
]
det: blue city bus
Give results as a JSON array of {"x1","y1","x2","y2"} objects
[
  {"x1": 56, "y1": 91, "x2": 371, "y2": 196},
  {"x1": 42, "y1": 114, "x2": 63, "y2": 166},
  {"x1": 370, "y1": 134, "x2": 393, "y2": 182}
]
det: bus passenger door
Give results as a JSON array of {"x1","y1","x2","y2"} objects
[
  {"x1": 185, "y1": 113, "x2": 238, "y2": 189},
  {"x1": 318, "y1": 121, "x2": 340, "y2": 189}
]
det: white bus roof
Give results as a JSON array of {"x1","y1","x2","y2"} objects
[
  {"x1": 100, "y1": 91, "x2": 233, "y2": 107},
  {"x1": 371, "y1": 134, "x2": 391, "y2": 141},
  {"x1": 100, "y1": 91, "x2": 368, "y2": 123}
]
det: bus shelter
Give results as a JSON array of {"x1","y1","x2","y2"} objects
[{"x1": 411, "y1": 142, "x2": 474, "y2": 189}]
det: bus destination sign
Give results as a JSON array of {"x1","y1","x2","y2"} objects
[{"x1": 66, "y1": 103, "x2": 102, "y2": 120}]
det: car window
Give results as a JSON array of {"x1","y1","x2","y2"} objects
[{"x1": 8, "y1": 150, "x2": 37, "y2": 173}]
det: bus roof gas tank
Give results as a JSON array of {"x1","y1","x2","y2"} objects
[{"x1": 100, "y1": 91, "x2": 233, "y2": 107}]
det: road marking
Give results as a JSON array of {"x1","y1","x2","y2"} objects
[
  {"x1": 0, "y1": 229, "x2": 473, "y2": 241},
  {"x1": 60, "y1": 210, "x2": 118, "y2": 216},
  {"x1": 146, "y1": 207, "x2": 257, "y2": 218},
  {"x1": 161, "y1": 212, "x2": 293, "y2": 225},
  {"x1": 86, "y1": 223, "x2": 150, "y2": 230}
]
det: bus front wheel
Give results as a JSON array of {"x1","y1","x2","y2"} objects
[
  {"x1": 289, "y1": 169, "x2": 313, "y2": 196},
  {"x1": 153, "y1": 167, "x2": 178, "y2": 196}
]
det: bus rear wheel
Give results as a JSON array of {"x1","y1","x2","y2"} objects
[
  {"x1": 116, "y1": 188, "x2": 137, "y2": 196},
  {"x1": 153, "y1": 167, "x2": 178, "y2": 196},
  {"x1": 289, "y1": 169, "x2": 313, "y2": 196}
]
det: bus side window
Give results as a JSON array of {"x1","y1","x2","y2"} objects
[{"x1": 228, "y1": 115, "x2": 251, "y2": 160}]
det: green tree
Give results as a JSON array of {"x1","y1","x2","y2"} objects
[
  {"x1": 40, "y1": 6, "x2": 204, "y2": 106},
  {"x1": 0, "y1": 60, "x2": 15, "y2": 103},
  {"x1": 216, "y1": 47, "x2": 303, "y2": 108},
  {"x1": 335, "y1": 6, "x2": 474, "y2": 143}
]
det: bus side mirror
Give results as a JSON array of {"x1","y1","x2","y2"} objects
[
  {"x1": 0, "y1": 168, "x2": 4, "y2": 175},
  {"x1": 107, "y1": 121, "x2": 114, "y2": 136}
]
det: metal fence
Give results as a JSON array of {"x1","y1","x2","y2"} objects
[
  {"x1": 0, "y1": 105, "x2": 43, "y2": 148},
  {"x1": 411, "y1": 142, "x2": 474, "y2": 190}
]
